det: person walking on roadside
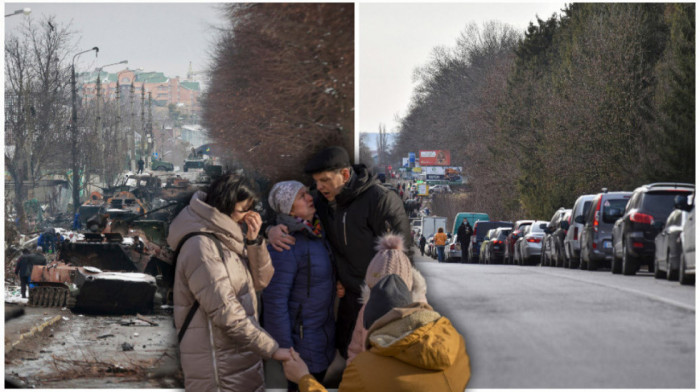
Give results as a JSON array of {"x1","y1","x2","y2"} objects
[
  {"x1": 263, "y1": 181, "x2": 336, "y2": 391},
  {"x1": 167, "y1": 173, "x2": 290, "y2": 392},
  {"x1": 268, "y1": 146, "x2": 413, "y2": 360},
  {"x1": 14, "y1": 249, "x2": 33, "y2": 298},
  {"x1": 137, "y1": 157, "x2": 145, "y2": 174},
  {"x1": 419, "y1": 234, "x2": 426, "y2": 257},
  {"x1": 434, "y1": 227, "x2": 448, "y2": 262},
  {"x1": 457, "y1": 218, "x2": 473, "y2": 263},
  {"x1": 282, "y1": 274, "x2": 471, "y2": 392}
]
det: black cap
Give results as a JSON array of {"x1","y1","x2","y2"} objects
[
  {"x1": 363, "y1": 274, "x2": 412, "y2": 329},
  {"x1": 304, "y1": 146, "x2": 351, "y2": 174}
]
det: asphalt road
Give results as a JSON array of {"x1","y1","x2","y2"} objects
[
  {"x1": 5, "y1": 307, "x2": 182, "y2": 389},
  {"x1": 415, "y1": 252, "x2": 695, "y2": 388}
]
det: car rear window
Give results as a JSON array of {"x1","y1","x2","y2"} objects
[
  {"x1": 602, "y1": 198, "x2": 629, "y2": 223},
  {"x1": 497, "y1": 230, "x2": 512, "y2": 240},
  {"x1": 529, "y1": 224, "x2": 544, "y2": 233},
  {"x1": 641, "y1": 191, "x2": 693, "y2": 217},
  {"x1": 474, "y1": 222, "x2": 511, "y2": 237}
]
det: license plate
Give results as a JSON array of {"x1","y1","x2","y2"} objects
[{"x1": 603, "y1": 241, "x2": 611, "y2": 249}]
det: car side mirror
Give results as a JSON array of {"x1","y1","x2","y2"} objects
[
  {"x1": 561, "y1": 221, "x2": 570, "y2": 230},
  {"x1": 575, "y1": 215, "x2": 585, "y2": 224}
]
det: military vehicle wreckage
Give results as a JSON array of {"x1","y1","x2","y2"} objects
[{"x1": 29, "y1": 175, "x2": 188, "y2": 314}]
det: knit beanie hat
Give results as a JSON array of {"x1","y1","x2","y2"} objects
[
  {"x1": 268, "y1": 181, "x2": 305, "y2": 215},
  {"x1": 363, "y1": 274, "x2": 413, "y2": 329},
  {"x1": 304, "y1": 146, "x2": 351, "y2": 174},
  {"x1": 365, "y1": 234, "x2": 413, "y2": 291}
]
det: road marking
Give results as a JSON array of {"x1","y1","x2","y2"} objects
[
  {"x1": 528, "y1": 268, "x2": 695, "y2": 312},
  {"x1": 6, "y1": 314, "x2": 63, "y2": 354}
]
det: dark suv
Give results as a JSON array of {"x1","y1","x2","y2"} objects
[
  {"x1": 612, "y1": 183, "x2": 695, "y2": 275},
  {"x1": 467, "y1": 221, "x2": 513, "y2": 263},
  {"x1": 579, "y1": 190, "x2": 633, "y2": 270}
]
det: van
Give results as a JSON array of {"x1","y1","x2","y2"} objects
[
  {"x1": 579, "y1": 191, "x2": 633, "y2": 270},
  {"x1": 451, "y1": 212, "x2": 490, "y2": 236},
  {"x1": 421, "y1": 216, "x2": 448, "y2": 241},
  {"x1": 562, "y1": 194, "x2": 596, "y2": 269}
]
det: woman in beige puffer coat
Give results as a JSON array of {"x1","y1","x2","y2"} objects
[{"x1": 168, "y1": 174, "x2": 290, "y2": 392}]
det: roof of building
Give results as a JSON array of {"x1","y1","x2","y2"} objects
[
  {"x1": 78, "y1": 70, "x2": 114, "y2": 84},
  {"x1": 180, "y1": 81, "x2": 200, "y2": 91},
  {"x1": 135, "y1": 72, "x2": 168, "y2": 84}
]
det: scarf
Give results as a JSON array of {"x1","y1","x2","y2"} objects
[{"x1": 276, "y1": 213, "x2": 324, "y2": 239}]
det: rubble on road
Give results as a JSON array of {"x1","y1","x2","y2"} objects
[{"x1": 5, "y1": 285, "x2": 28, "y2": 305}]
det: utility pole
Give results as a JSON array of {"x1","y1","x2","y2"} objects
[
  {"x1": 95, "y1": 72, "x2": 103, "y2": 183},
  {"x1": 70, "y1": 47, "x2": 98, "y2": 215},
  {"x1": 116, "y1": 82, "x2": 124, "y2": 170},
  {"x1": 147, "y1": 91, "x2": 153, "y2": 167},
  {"x1": 140, "y1": 84, "x2": 146, "y2": 166},
  {"x1": 129, "y1": 82, "x2": 135, "y2": 172}
]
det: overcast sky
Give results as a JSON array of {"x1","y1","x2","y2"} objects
[
  {"x1": 3, "y1": 2, "x2": 228, "y2": 81},
  {"x1": 4, "y1": 2, "x2": 567, "y2": 141},
  {"x1": 359, "y1": 2, "x2": 567, "y2": 134}
]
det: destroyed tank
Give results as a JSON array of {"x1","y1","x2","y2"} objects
[
  {"x1": 28, "y1": 262, "x2": 157, "y2": 314},
  {"x1": 161, "y1": 176, "x2": 195, "y2": 201},
  {"x1": 57, "y1": 210, "x2": 176, "y2": 306}
]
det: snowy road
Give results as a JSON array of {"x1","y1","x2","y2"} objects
[{"x1": 415, "y1": 252, "x2": 695, "y2": 388}]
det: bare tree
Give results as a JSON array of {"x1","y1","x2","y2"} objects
[
  {"x1": 203, "y1": 3, "x2": 354, "y2": 184},
  {"x1": 5, "y1": 16, "x2": 75, "y2": 231}
]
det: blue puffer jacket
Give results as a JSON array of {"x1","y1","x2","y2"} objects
[{"x1": 262, "y1": 215, "x2": 336, "y2": 373}]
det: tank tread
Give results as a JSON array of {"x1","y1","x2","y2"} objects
[{"x1": 28, "y1": 286, "x2": 70, "y2": 308}]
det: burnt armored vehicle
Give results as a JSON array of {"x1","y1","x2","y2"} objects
[{"x1": 28, "y1": 262, "x2": 157, "y2": 314}]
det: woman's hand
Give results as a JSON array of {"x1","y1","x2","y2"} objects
[
  {"x1": 282, "y1": 347, "x2": 310, "y2": 384},
  {"x1": 272, "y1": 347, "x2": 291, "y2": 362},
  {"x1": 268, "y1": 224, "x2": 296, "y2": 251},
  {"x1": 243, "y1": 211, "x2": 262, "y2": 241}
]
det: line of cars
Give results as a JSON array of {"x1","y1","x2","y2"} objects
[{"x1": 458, "y1": 182, "x2": 695, "y2": 286}]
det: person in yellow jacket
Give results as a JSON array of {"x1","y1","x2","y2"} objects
[
  {"x1": 434, "y1": 227, "x2": 448, "y2": 262},
  {"x1": 282, "y1": 274, "x2": 470, "y2": 392}
]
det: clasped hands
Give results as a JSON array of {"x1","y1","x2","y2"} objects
[{"x1": 272, "y1": 347, "x2": 311, "y2": 384}]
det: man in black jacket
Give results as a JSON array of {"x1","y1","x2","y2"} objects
[
  {"x1": 457, "y1": 218, "x2": 473, "y2": 263},
  {"x1": 14, "y1": 249, "x2": 32, "y2": 298},
  {"x1": 419, "y1": 234, "x2": 427, "y2": 256},
  {"x1": 269, "y1": 146, "x2": 412, "y2": 359}
]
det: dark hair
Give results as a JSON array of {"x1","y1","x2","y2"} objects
[
  {"x1": 21, "y1": 248, "x2": 30, "y2": 254},
  {"x1": 303, "y1": 146, "x2": 351, "y2": 175},
  {"x1": 438, "y1": 227, "x2": 444, "y2": 233},
  {"x1": 204, "y1": 172, "x2": 260, "y2": 216}
]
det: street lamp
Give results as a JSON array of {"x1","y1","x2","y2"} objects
[
  {"x1": 71, "y1": 47, "x2": 99, "y2": 215},
  {"x1": 5, "y1": 8, "x2": 31, "y2": 17}
]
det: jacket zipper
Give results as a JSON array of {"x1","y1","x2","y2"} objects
[
  {"x1": 343, "y1": 211, "x2": 348, "y2": 246},
  {"x1": 295, "y1": 304, "x2": 304, "y2": 340},
  {"x1": 208, "y1": 319, "x2": 221, "y2": 391}
]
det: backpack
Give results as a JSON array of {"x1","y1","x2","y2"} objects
[{"x1": 172, "y1": 232, "x2": 224, "y2": 343}]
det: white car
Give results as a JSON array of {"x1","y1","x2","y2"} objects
[
  {"x1": 563, "y1": 194, "x2": 596, "y2": 269},
  {"x1": 679, "y1": 194, "x2": 695, "y2": 285},
  {"x1": 515, "y1": 221, "x2": 548, "y2": 266}
]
